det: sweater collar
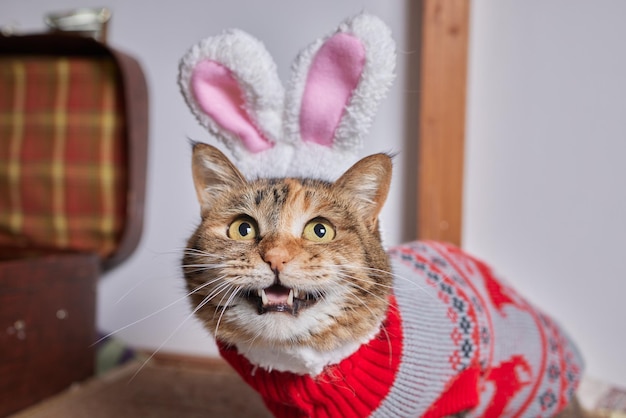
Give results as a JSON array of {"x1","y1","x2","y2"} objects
[{"x1": 218, "y1": 296, "x2": 403, "y2": 418}]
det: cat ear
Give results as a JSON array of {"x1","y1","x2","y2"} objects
[
  {"x1": 179, "y1": 29, "x2": 284, "y2": 156},
  {"x1": 191, "y1": 143, "x2": 247, "y2": 213},
  {"x1": 284, "y1": 13, "x2": 396, "y2": 151},
  {"x1": 334, "y1": 153, "x2": 392, "y2": 229}
]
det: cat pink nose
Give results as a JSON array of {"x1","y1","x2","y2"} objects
[{"x1": 263, "y1": 247, "x2": 292, "y2": 272}]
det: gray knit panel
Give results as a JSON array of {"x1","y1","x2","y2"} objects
[{"x1": 370, "y1": 252, "x2": 459, "y2": 417}]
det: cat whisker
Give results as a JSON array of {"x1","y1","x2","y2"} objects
[
  {"x1": 182, "y1": 251, "x2": 229, "y2": 266},
  {"x1": 182, "y1": 247, "x2": 229, "y2": 258},
  {"x1": 185, "y1": 275, "x2": 229, "y2": 297},
  {"x1": 335, "y1": 273, "x2": 390, "y2": 310},
  {"x1": 182, "y1": 262, "x2": 228, "y2": 268},
  {"x1": 377, "y1": 320, "x2": 394, "y2": 367},
  {"x1": 314, "y1": 285, "x2": 393, "y2": 360},
  {"x1": 130, "y1": 291, "x2": 216, "y2": 382},
  {"x1": 181, "y1": 263, "x2": 228, "y2": 276},
  {"x1": 241, "y1": 326, "x2": 266, "y2": 348},
  {"x1": 148, "y1": 247, "x2": 206, "y2": 257},
  {"x1": 111, "y1": 249, "x2": 224, "y2": 305},
  {"x1": 214, "y1": 285, "x2": 242, "y2": 337},
  {"x1": 93, "y1": 279, "x2": 218, "y2": 347},
  {"x1": 336, "y1": 267, "x2": 427, "y2": 369},
  {"x1": 337, "y1": 263, "x2": 437, "y2": 302},
  {"x1": 333, "y1": 268, "x2": 390, "y2": 291},
  {"x1": 338, "y1": 284, "x2": 394, "y2": 367},
  {"x1": 182, "y1": 268, "x2": 217, "y2": 276},
  {"x1": 335, "y1": 271, "x2": 395, "y2": 290},
  {"x1": 182, "y1": 267, "x2": 217, "y2": 276},
  {"x1": 340, "y1": 286, "x2": 379, "y2": 316},
  {"x1": 114, "y1": 276, "x2": 152, "y2": 306},
  {"x1": 209, "y1": 281, "x2": 239, "y2": 319}
]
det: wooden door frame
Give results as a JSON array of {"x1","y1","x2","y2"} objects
[{"x1": 416, "y1": 0, "x2": 470, "y2": 246}]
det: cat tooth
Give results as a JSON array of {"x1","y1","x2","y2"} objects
[
  {"x1": 260, "y1": 289, "x2": 269, "y2": 306},
  {"x1": 292, "y1": 289, "x2": 300, "y2": 299},
  {"x1": 287, "y1": 289, "x2": 294, "y2": 307}
]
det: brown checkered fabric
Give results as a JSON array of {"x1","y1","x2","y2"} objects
[{"x1": 0, "y1": 56, "x2": 127, "y2": 257}]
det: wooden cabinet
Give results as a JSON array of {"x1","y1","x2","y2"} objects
[{"x1": 0, "y1": 251, "x2": 99, "y2": 416}]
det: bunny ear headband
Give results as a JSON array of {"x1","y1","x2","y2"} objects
[{"x1": 178, "y1": 13, "x2": 396, "y2": 181}]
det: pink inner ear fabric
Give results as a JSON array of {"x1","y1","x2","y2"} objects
[
  {"x1": 299, "y1": 33, "x2": 366, "y2": 147},
  {"x1": 191, "y1": 60, "x2": 272, "y2": 153}
]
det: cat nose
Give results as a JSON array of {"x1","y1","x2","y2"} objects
[{"x1": 263, "y1": 247, "x2": 292, "y2": 272}]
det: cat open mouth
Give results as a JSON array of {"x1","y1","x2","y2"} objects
[{"x1": 245, "y1": 284, "x2": 319, "y2": 316}]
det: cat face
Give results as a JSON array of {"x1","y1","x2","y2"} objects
[{"x1": 183, "y1": 144, "x2": 392, "y2": 352}]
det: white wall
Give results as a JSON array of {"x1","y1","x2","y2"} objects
[
  {"x1": 4, "y1": 0, "x2": 625, "y2": 389},
  {"x1": 1, "y1": 1, "x2": 411, "y2": 357},
  {"x1": 465, "y1": 0, "x2": 626, "y2": 387}
]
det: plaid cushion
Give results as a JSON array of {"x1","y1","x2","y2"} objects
[{"x1": 0, "y1": 56, "x2": 127, "y2": 257}]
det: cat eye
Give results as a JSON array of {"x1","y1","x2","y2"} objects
[
  {"x1": 228, "y1": 217, "x2": 258, "y2": 240},
  {"x1": 302, "y1": 219, "x2": 335, "y2": 243}
]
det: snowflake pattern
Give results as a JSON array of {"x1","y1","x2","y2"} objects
[
  {"x1": 548, "y1": 364, "x2": 561, "y2": 381},
  {"x1": 539, "y1": 389, "x2": 557, "y2": 411},
  {"x1": 391, "y1": 246, "x2": 479, "y2": 373},
  {"x1": 388, "y1": 242, "x2": 583, "y2": 418}
]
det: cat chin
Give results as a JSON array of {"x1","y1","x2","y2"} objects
[
  {"x1": 233, "y1": 320, "x2": 383, "y2": 376},
  {"x1": 222, "y1": 287, "x2": 365, "y2": 347},
  {"x1": 226, "y1": 298, "x2": 344, "y2": 345}
]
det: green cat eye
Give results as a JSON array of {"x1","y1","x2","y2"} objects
[
  {"x1": 228, "y1": 218, "x2": 258, "y2": 241},
  {"x1": 302, "y1": 219, "x2": 335, "y2": 243}
]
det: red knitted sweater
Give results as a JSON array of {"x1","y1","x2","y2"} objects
[
  {"x1": 220, "y1": 296, "x2": 405, "y2": 418},
  {"x1": 219, "y1": 241, "x2": 583, "y2": 417}
]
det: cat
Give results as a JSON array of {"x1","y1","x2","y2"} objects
[{"x1": 181, "y1": 142, "x2": 586, "y2": 418}]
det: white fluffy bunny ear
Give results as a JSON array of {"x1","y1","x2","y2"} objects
[
  {"x1": 179, "y1": 13, "x2": 396, "y2": 181},
  {"x1": 178, "y1": 29, "x2": 284, "y2": 157},
  {"x1": 285, "y1": 13, "x2": 396, "y2": 151}
]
